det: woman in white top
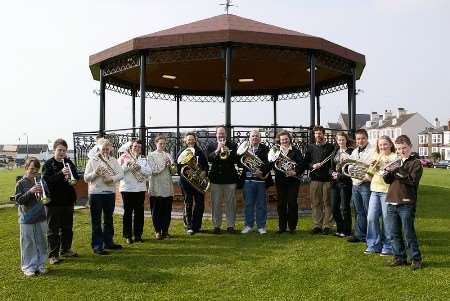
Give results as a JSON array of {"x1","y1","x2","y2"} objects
[
  {"x1": 84, "y1": 138, "x2": 124, "y2": 255},
  {"x1": 147, "y1": 136, "x2": 174, "y2": 240},
  {"x1": 118, "y1": 140, "x2": 151, "y2": 244}
]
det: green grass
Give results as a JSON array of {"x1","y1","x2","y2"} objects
[
  {"x1": 0, "y1": 169, "x2": 449, "y2": 300},
  {"x1": 0, "y1": 168, "x2": 22, "y2": 205}
]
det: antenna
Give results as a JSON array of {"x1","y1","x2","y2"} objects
[{"x1": 219, "y1": 0, "x2": 236, "y2": 14}]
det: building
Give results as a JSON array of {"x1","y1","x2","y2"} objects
[
  {"x1": 418, "y1": 118, "x2": 450, "y2": 160},
  {"x1": 327, "y1": 113, "x2": 370, "y2": 131},
  {"x1": 363, "y1": 108, "x2": 432, "y2": 152}
]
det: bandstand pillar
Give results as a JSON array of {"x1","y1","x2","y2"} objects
[
  {"x1": 139, "y1": 52, "x2": 147, "y2": 155},
  {"x1": 224, "y1": 46, "x2": 232, "y2": 138},
  {"x1": 309, "y1": 53, "x2": 317, "y2": 143},
  {"x1": 99, "y1": 67, "x2": 105, "y2": 137}
]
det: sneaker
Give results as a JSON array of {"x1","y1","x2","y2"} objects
[
  {"x1": 104, "y1": 243, "x2": 122, "y2": 250},
  {"x1": 388, "y1": 257, "x2": 407, "y2": 267},
  {"x1": 155, "y1": 233, "x2": 163, "y2": 240},
  {"x1": 93, "y1": 249, "x2": 109, "y2": 255},
  {"x1": 60, "y1": 249, "x2": 78, "y2": 257},
  {"x1": 364, "y1": 250, "x2": 379, "y2": 255},
  {"x1": 125, "y1": 238, "x2": 134, "y2": 244},
  {"x1": 227, "y1": 227, "x2": 235, "y2": 234},
  {"x1": 212, "y1": 227, "x2": 221, "y2": 234},
  {"x1": 258, "y1": 228, "x2": 267, "y2": 235},
  {"x1": 38, "y1": 267, "x2": 48, "y2": 274},
  {"x1": 411, "y1": 260, "x2": 423, "y2": 271},
  {"x1": 311, "y1": 227, "x2": 322, "y2": 234},
  {"x1": 347, "y1": 236, "x2": 363, "y2": 243},
  {"x1": 339, "y1": 233, "x2": 347, "y2": 238},
  {"x1": 49, "y1": 257, "x2": 61, "y2": 265},
  {"x1": 380, "y1": 252, "x2": 393, "y2": 257},
  {"x1": 322, "y1": 228, "x2": 332, "y2": 235},
  {"x1": 241, "y1": 226, "x2": 253, "y2": 234},
  {"x1": 187, "y1": 229, "x2": 194, "y2": 235},
  {"x1": 23, "y1": 271, "x2": 36, "y2": 277}
]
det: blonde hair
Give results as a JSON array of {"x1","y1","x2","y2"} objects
[{"x1": 97, "y1": 138, "x2": 112, "y2": 151}]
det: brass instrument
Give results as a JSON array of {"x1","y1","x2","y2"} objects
[
  {"x1": 237, "y1": 141, "x2": 268, "y2": 180},
  {"x1": 310, "y1": 152, "x2": 335, "y2": 173},
  {"x1": 177, "y1": 147, "x2": 210, "y2": 194},
  {"x1": 62, "y1": 158, "x2": 77, "y2": 186},
  {"x1": 338, "y1": 159, "x2": 375, "y2": 181},
  {"x1": 268, "y1": 145, "x2": 301, "y2": 179},
  {"x1": 219, "y1": 139, "x2": 230, "y2": 160},
  {"x1": 165, "y1": 153, "x2": 178, "y2": 176},
  {"x1": 381, "y1": 159, "x2": 402, "y2": 176},
  {"x1": 125, "y1": 150, "x2": 147, "y2": 182},
  {"x1": 96, "y1": 153, "x2": 117, "y2": 177},
  {"x1": 34, "y1": 174, "x2": 50, "y2": 205}
]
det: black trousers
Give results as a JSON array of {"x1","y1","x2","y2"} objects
[
  {"x1": 180, "y1": 180, "x2": 205, "y2": 232},
  {"x1": 121, "y1": 191, "x2": 145, "y2": 239},
  {"x1": 45, "y1": 205, "x2": 74, "y2": 257},
  {"x1": 276, "y1": 182, "x2": 300, "y2": 231},
  {"x1": 331, "y1": 183, "x2": 352, "y2": 235},
  {"x1": 150, "y1": 196, "x2": 173, "y2": 234}
]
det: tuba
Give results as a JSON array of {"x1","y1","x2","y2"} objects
[
  {"x1": 237, "y1": 141, "x2": 268, "y2": 180},
  {"x1": 268, "y1": 145, "x2": 301, "y2": 179},
  {"x1": 96, "y1": 153, "x2": 117, "y2": 177},
  {"x1": 177, "y1": 147, "x2": 210, "y2": 194}
]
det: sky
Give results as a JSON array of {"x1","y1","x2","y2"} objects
[{"x1": 1, "y1": 0, "x2": 449, "y2": 148}]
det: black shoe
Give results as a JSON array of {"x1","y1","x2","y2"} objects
[
  {"x1": 289, "y1": 229, "x2": 296, "y2": 234},
  {"x1": 125, "y1": 238, "x2": 133, "y2": 244},
  {"x1": 311, "y1": 227, "x2": 322, "y2": 234},
  {"x1": 213, "y1": 227, "x2": 221, "y2": 234},
  {"x1": 105, "y1": 243, "x2": 122, "y2": 250},
  {"x1": 347, "y1": 236, "x2": 363, "y2": 243},
  {"x1": 322, "y1": 228, "x2": 331, "y2": 235},
  {"x1": 161, "y1": 232, "x2": 170, "y2": 239},
  {"x1": 227, "y1": 227, "x2": 235, "y2": 234},
  {"x1": 388, "y1": 257, "x2": 407, "y2": 267},
  {"x1": 276, "y1": 229, "x2": 286, "y2": 234},
  {"x1": 93, "y1": 249, "x2": 110, "y2": 255},
  {"x1": 134, "y1": 237, "x2": 143, "y2": 243},
  {"x1": 411, "y1": 260, "x2": 423, "y2": 271}
]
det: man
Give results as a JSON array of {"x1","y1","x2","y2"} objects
[
  {"x1": 207, "y1": 127, "x2": 239, "y2": 234},
  {"x1": 239, "y1": 129, "x2": 273, "y2": 235},
  {"x1": 304, "y1": 126, "x2": 335, "y2": 234},
  {"x1": 347, "y1": 129, "x2": 375, "y2": 242}
]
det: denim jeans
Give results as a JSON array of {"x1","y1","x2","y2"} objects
[
  {"x1": 20, "y1": 221, "x2": 48, "y2": 273},
  {"x1": 366, "y1": 192, "x2": 392, "y2": 254},
  {"x1": 243, "y1": 180, "x2": 267, "y2": 228},
  {"x1": 386, "y1": 204, "x2": 421, "y2": 262},
  {"x1": 351, "y1": 183, "x2": 371, "y2": 241},
  {"x1": 89, "y1": 193, "x2": 115, "y2": 251}
]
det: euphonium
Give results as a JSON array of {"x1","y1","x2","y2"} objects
[
  {"x1": 338, "y1": 159, "x2": 373, "y2": 180},
  {"x1": 96, "y1": 153, "x2": 117, "y2": 177},
  {"x1": 177, "y1": 147, "x2": 210, "y2": 194},
  {"x1": 268, "y1": 145, "x2": 301, "y2": 179},
  {"x1": 62, "y1": 158, "x2": 77, "y2": 186},
  {"x1": 237, "y1": 141, "x2": 268, "y2": 180},
  {"x1": 125, "y1": 150, "x2": 147, "y2": 182}
]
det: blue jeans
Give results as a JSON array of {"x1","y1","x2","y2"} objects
[
  {"x1": 243, "y1": 180, "x2": 267, "y2": 228},
  {"x1": 366, "y1": 192, "x2": 392, "y2": 254},
  {"x1": 352, "y1": 183, "x2": 370, "y2": 241},
  {"x1": 386, "y1": 204, "x2": 421, "y2": 262},
  {"x1": 89, "y1": 193, "x2": 115, "y2": 251}
]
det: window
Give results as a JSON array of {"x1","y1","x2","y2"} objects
[
  {"x1": 432, "y1": 134, "x2": 442, "y2": 144},
  {"x1": 419, "y1": 147, "x2": 429, "y2": 157},
  {"x1": 432, "y1": 147, "x2": 439, "y2": 153},
  {"x1": 396, "y1": 128, "x2": 401, "y2": 137},
  {"x1": 419, "y1": 135, "x2": 425, "y2": 144}
]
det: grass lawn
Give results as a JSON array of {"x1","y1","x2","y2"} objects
[
  {"x1": 0, "y1": 169, "x2": 449, "y2": 300},
  {"x1": 0, "y1": 168, "x2": 22, "y2": 205}
]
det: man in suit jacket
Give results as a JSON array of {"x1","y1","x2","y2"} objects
[{"x1": 207, "y1": 127, "x2": 239, "y2": 234}]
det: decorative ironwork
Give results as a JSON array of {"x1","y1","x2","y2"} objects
[
  {"x1": 102, "y1": 55, "x2": 141, "y2": 77},
  {"x1": 278, "y1": 91, "x2": 310, "y2": 100},
  {"x1": 235, "y1": 46, "x2": 307, "y2": 64},
  {"x1": 316, "y1": 51, "x2": 353, "y2": 75},
  {"x1": 148, "y1": 47, "x2": 222, "y2": 65},
  {"x1": 320, "y1": 78, "x2": 348, "y2": 96}
]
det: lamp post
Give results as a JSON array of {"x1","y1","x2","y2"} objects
[{"x1": 19, "y1": 133, "x2": 29, "y2": 160}]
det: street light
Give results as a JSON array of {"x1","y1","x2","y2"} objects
[{"x1": 19, "y1": 133, "x2": 29, "y2": 159}]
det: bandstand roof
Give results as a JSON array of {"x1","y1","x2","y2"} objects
[{"x1": 89, "y1": 14, "x2": 366, "y2": 98}]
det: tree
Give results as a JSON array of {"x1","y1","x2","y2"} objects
[{"x1": 430, "y1": 152, "x2": 441, "y2": 162}]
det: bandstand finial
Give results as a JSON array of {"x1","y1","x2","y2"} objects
[{"x1": 220, "y1": 0, "x2": 236, "y2": 14}]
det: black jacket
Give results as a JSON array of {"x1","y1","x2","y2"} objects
[
  {"x1": 273, "y1": 147, "x2": 305, "y2": 185},
  {"x1": 383, "y1": 154, "x2": 422, "y2": 205},
  {"x1": 329, "y1": 147, "x2": 354, "y2": 187},
  {"x1": 207, "y1": 140, "x2": 239, "y2": 184},
  {"x1": 237, "y1": 143, "x2": 273, "y2": 188},
  {"x1": 304, "y1": 142, "x2": 335, "y2": 182},
  {"x1": 42, "y1": 157, "x2": 79, "y2": 207},
  {"x1": 177, "y1": 145, "x2": 209, "y2": 176}
]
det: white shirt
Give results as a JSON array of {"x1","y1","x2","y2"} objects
[
  {"x1": 349, "y1": 143, "x2": 376, "y2": 186},
  {"x1": 84, "y1": 155, "x2": 124, "y2": 194},
  {"x1": 118, "y1": 153, "x2": 151, "y2": 192}
]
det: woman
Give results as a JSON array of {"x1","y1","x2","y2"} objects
[
  {"x1": 118, "y1": 140, "x2": 151, "y2": 244},
  {"x1": 84, "y1": 138, "x2": 124, "y2": 255},
  {"x1": 273, "y1": 130, "x2": 305, "y2": 234},
  {"x1": 148, "y1": 136, "x2": 174, "y2": 240},
  {"x1": 365, "y1": 135, "x2": 398, "y2": 255},
  {"x1": 177, "y1": 132, "x2": 209, "y2": 235},
  {"x1": 330, "y1": 132, "x2": 354, "y2": 237}
]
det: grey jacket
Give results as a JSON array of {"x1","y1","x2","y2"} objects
[{"x1": 15, "y1": 176, "x2": 46, "y2": 224}]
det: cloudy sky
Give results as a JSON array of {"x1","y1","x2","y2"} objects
[{"x1": 1, "y1": 0, "x2": 449, "y2": 147}]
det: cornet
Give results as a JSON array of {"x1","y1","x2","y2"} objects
[
  {"x1": 62, "y1": 158, "x2": 77, "y2": 186},
  {"x1": 219, "y1": 139, "x2": 230, "y2": 160},
  {"x1": 34, "y1": 175, "x2": 50, "y2": 205}
]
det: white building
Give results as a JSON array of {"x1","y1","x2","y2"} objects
[
  {"x1": 419, "y1": 118, "x2": 450, "y2": 160},
  {"x1": 363, "y1": 108, "x2": 432, "y2": 152}
]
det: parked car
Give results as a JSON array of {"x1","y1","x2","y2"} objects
[
  {"x1": 433, "y1": 160, "x2": 450, "y2": 169},
  {"x1": 420, "y1": 159, "x2": 433, "y2": 168}
]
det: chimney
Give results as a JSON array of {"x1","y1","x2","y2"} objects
[
  {"x1": 383, "y1": 109, "x2": 393, "y2": 120},
  {"x1": 370, "y1": 112, "x2": 379, "y2": 121},
  {"x1": 396, "y1": 107, "x2": 407, "y2": 118},
  {"x1": 434, "y1": 118, "x2": 440, "y2": 128}
]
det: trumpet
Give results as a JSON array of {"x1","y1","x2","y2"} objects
[
  {"x1": 34, "y1": 175, "x2": 50, "y2": 205},
  {"x1": 268, "y1": 145, "x2": 301, "y2": 179},
  {"x1": 96, "y1": 153, "x2": 117, "y2": 177},
  {"x1": 219, "y1": 139, "x2": 230, "y2": 160},
  {"x1": 381, "y1": 159, "x2": 402, "y2": 176},
  {"x1": 237, "y1": 140, "x2": 268, "y2": 180},
  {"x1": 62, "y1": 158, "x2": 77, "y2": 186},
  {"x1": 165, "y1": 153, "x2": 178, "y2": 176}
]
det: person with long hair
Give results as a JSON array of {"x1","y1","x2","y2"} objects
[
  {"x1": 364, "y1": 135, "x2": 397, "y2": 255},
  {"x1": 147, "y1": 136, "x2": 174, "y2": 240},
  {"x1": 177, "y1": 132, "x2": 209, "y2": 235},
  {"x1": 329, "y1": 132, "x2": 354, "y2": 237}
]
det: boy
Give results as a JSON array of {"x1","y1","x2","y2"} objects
[
  {"x1": 42, "y1": 138, "x2": 79, "y2": 264},
  {"x1": 15, "y1": 157, "x2": 48, "y2": 276},
  {"x1": 383, "y1": 135, "x2": 423, "y2": 270}
]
